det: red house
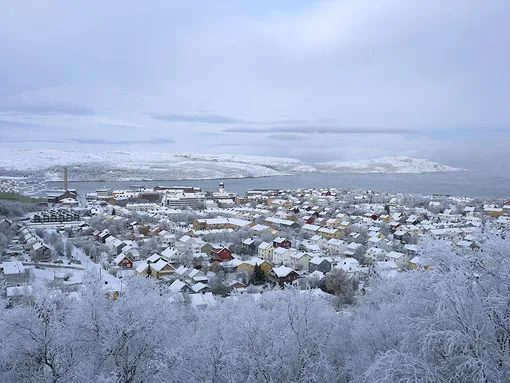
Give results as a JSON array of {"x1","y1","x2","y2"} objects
[
  {"x1": 273, "y1": 237, "x2": 291, "y2": 249},
  {"x1": 304, "y1": 216, "x2": 315, "y2": 225},
  {"x1": 114, "y1": 254, "x2": 133, "y2": 269},
  {"x1": 211, "y1": 247, "x2": 233, "y2": 262}
]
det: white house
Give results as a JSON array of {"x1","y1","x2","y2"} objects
[
  {"x1": 325, "y1": 238, "x2": 348, "y2": 255},
  {"x1": 289, "y1": 252, "x2": 312, "y2": 271},
  {"x1": 366, "y1": 247, "x2": 387, "y2": 262},
  {"x1": 385, "y1": 251, "x2": 410, "y2": 269},
  {"x1": 273, "y1": 247, "x2": 292, "y2": 265},
  {"x1": 175, "y1": 235, "x2": 196, "y2": 253},
  {"x1": 258, "y1": 242, "x2": 274, "y2": 261}
]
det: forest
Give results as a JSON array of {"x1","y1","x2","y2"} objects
[{"x1": 0, "y1": 232, "x2": 509, "y2": 383}]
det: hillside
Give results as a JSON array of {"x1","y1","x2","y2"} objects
[
  {"x1": 317, "y1": 156, "x2": 465, "y2": 173},
  {"x1": 0, "y1": 149, "x2": 464, "y2": 181}
]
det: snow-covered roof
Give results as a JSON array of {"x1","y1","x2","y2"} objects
[
  {"x1": 386, "y1": 251, "x2": 405, "y2": 260},
  {"x1": 113, "y1": 254, "x2": 129, "y2": 265},
  {"x1": 310, "y1": 256, "x2": 331, "y2": 265},
  {"x1": 190, "y1": 292, "x2": 216, "y2": 308},
  {"x1": 169, "y1": 279, "x2": 187, "y2": 292},
  {"x1": 191, "y1": 283, "x2": 208, "y2": 293},
  {"x1": 146, "y1": 253, "x2": 162, "y2": 263},
  {"x1": 135, "y1": 262, "x2": 149, "y2": 273},
  {"x1": 271, "y1": 266, "x2": 296, "y2": 278},
  {"x1": 6, "y1": 286, "x2": 33, "y2": 297},
  {"x1": 151, "y1": 259, "x2": 171, "y2": 272},
  {"x1": 1, "y1": 261, "x2": 25, "y2": 275}
]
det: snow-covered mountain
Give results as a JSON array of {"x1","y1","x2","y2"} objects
[
  {"x1": 317, "y1": 156, "x2": 465, "y2": 173},
  {"x1": 0, "y1": 149, "x2": 464, "y2": 181}
]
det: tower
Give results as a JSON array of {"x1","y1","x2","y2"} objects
[
  {"x1": 219, "y1": 182, "x2": 225, "y2": 193},
  {"x1": 64, "y1": 167, "x2": 68, "y2": 191}
]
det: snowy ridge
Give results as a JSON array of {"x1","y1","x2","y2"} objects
[
  {"x1": 317, "y1": 156, "x2": 465, "y2": 174},
  {"x1": 0, "y1": 149, "x2": 464, "y2": 181}
]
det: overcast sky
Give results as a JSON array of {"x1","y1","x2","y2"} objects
[{"x1": 0, "y1": 0, "x2": 509, "y2": 169}]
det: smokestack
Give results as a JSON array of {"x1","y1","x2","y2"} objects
[{"x1": 64, "y1": 167, "x2": 68, "y2": 190}]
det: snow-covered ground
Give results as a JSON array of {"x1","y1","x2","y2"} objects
[
  {"x1": 317, "y1": 156, "x2": 465, "y2": 173},
  {"x1": 0, "y1": 149, "x2": 465, "y2": 181}
]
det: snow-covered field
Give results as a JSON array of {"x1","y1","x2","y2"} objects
[{"x1": 0, "y1": 149, "x2": 465, "y2": 181}]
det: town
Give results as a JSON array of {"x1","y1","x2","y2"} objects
[{"x1": 1, "y1": 172, "x2": 509, "y2": 307}]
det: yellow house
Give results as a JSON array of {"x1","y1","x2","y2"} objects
[
  {"x1": 379, "y1": 215, "x2": 391, "y2": 223},
  {"x1": 135, "y1": 262, "x2": 150, "y2": 277},
  {"x1": 267, "y1": 199, "x2": 293, "y2": 208},
  {"x1": 237, "y1": 258, "x2": 272, "y2": 275},
  {"x1": 484, "y1": 207, "x2": 504, "y2": 217},
  {"x1": 268, "y1": 227, "x2": 279, "y2": 236},
  {"x1": 150, "y1": 260, "x2": 175, "y2": 279},
  {"x1": 409, "y1": 256, "x2": 432, "y2": 271},
  {"x1": 317, "y1": 227, "x2": 341, "y2": 240}
]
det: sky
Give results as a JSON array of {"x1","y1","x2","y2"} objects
[{"x1": 0, "y1": 0, "x2": 509, "y2": 170}]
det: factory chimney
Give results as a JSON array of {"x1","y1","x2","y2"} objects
[
  {"x1": 64, "y1": 167, "x2": 68, "y2": 191},
  {"x1": 219, "y1": 182, "x2": 225, "y2": 193}
]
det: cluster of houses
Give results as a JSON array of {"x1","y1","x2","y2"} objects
[
  {"x1": 3, "y1": 182, "x2": 510, "y2": 304},
  {"x1": 7, "y1": 221, "x2": 52, "y2": 261},
  {"x1": 74, "y1": 186, "x2": 510, "y2": 298}
]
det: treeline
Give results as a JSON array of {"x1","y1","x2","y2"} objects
[
  {"x1": 1, "y1": 234, "x2": 509, "y2": 382},
  {"x1": 0, "y1": 200, "x2": 43, "y2": 218}
]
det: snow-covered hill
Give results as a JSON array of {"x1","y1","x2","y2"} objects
[
  {"x1": 317, "y1": 156, "x2": 465, "y2": 173},
  {"x1": 0, "y1": 149, "x2": 303, "y2": 181},
  {"x1": 0, "y1": 149, "x2": 464, "y2": 181}
]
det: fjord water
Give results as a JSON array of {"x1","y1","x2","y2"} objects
[{"x1": 49, "y1": 171, "x2": 510, "y2": 198}]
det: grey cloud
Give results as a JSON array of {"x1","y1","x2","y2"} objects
[
  {"x1": 0, "y1": 137, "x2": 175, "y2": 145},
  {"x1": 0, "y1": 102, "x2": 94, "y2": 116},
  {"x1": 0, "y1": 119, "x2": 43, "y2": 129},
  {"x1": 148, "y1": 113, "x2": 248, "y2": 124},
  {"x1": 225, "y1": 126, "x2": 420, "y2": 134}
]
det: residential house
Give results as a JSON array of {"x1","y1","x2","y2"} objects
[
  {"x1": 385, "y1": 251, "x2": 410, "y2": 269},
  {"x1": 343, "y1": 243, "x2": 363, "y2": 258},
  {"x1": 367, "y1": 236, "x2": 390, "y2": 251},
  {"x1": 161, "y1": 247, "x2": 183, "y2": 263},
  {"x1": 32, "y1": 242, "x2": 51, "y2": 261},
  {"x1": 268, "y1": 266, "x2": 300, "y2": 286},
  {"x1": 335, "y1": 258, "x2": 365, "y2": 278},
  {"x1": 288, "y1": 252, "x2": 312, "y2": 271},
  {"x1": 273, "y1": 237, "x2": 291, "y2": 249},
  {"x1": 309, "y1": 234, "x2": 326, "y2": 247},
  {"x1": 325, "y1": 238, "x2": 348, "y2": 255},
  {"x1": 211, "y1": 247, "x2": 233, "y2": 262},
  {"x1": 0, "y1": 261, "x2": 28, "y2": 286},
  {"x1": 169, "y1": 279, "x2": 194, "y2": 294},
  {"x1": 347, "y1": 232, "x2": 366, "y2": 244},
  {"x1": 175, "y1": 235, "x2": 196, "y2": 253},
  {"x1": 365, "y1": 248, "x2": 388, "y2": 262},
  {"x1": 242, "y1": 238, "x2": 257, "y2": 253},
  {"x1": 150, "y1": 259, "x2": 175, "y2": 279},
  {"x1": 135, "y1": 261, "x2": 150, "y2": 277},
  {"x1": 113, "y1": 254, "x2": 133, "y2": 269},
  {"x1": 187, "y1": 269, "x2": 209, "y2": 284},
  {"x1": 272, "y1": 247, "x2": 291, "y2": 265},
  {"x1": 258, "y1": 242, "x2": 274, "y2": 261},
  {"x1": 309, "y1": 257, "x2": 333, "y2": 273},
  {"x1": 237, "y1": 258, "x2": 272, "y2": 275},
  {"x1": 317, "y1": 227, "x2": 341, "y2": 240}
]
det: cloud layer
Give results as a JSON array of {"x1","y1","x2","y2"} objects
[{"x1": 0, "y1": 0, "x2": 508, "y2": 168}]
